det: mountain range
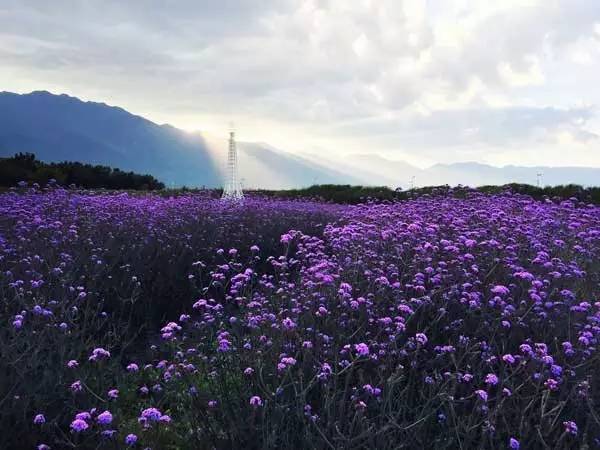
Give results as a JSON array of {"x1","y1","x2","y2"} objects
[{"x1": 1, "y1": 90, "x2": 599, "y2": 189}]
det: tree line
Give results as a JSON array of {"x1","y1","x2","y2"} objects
[
  {"x1": 253, "y1": 183, "x2": 600, "y2": 205},
  {"x1": 0, "y1": 153, "x2": 164, "y2": 190}
]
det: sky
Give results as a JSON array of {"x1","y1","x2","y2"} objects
[{"x1": 1, "y1": 0, "x2": 600, "y2": 168}]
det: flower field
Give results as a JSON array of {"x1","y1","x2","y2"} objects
[{"x1": 2, "y1": 186, "x2": 600, "y2": 449}]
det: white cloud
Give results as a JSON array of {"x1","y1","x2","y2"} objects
[{"x1": 0, "y1": 0, "x2": 599, "y2": 166}]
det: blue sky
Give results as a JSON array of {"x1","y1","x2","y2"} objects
[{"x1": 1, "y1": 0, "x2": 599, "y2": 168}]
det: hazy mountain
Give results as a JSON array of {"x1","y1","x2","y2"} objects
[
  {"x1": 0, "y1": 91, "x2": 364, "y2": 189},
  {"x1": 238, "y1": 143, "x2": 364, "y2": 189},
  {"x1": 348, "y1": 154, "x2": 421, "y2": 186},
  {"x1": 336, "y1": 155, "x2": 600, "y2": 189},
  {"x1": 424, "y1": 162, "x2": 600, "y2": 188},
  {"x1": 2, "y1": 91, "x2": 599, "y2": 189},
  {"x1": 299, "y1": 152, "x2": 418, "y2": 187},
  {"x1": 0, "y1": 90, "x2": 222, "y2": 187}
]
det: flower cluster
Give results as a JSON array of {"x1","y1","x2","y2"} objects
[{"x1": 3, "y1": 187, "x2": 600, "y2": 449}]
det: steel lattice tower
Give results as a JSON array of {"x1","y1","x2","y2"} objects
[{"x1": 221, "y1": 129, "x2": 244, "y2": 201}]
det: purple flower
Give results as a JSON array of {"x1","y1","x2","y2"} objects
[
  {"x1": 70, "y1": 418, "x2": 89, "y2": 433},
  {"x1": 127, "y1": 363, "x2": 139, "y2": 372},
  {"x1": 509, "y1": 437, "x2": 520, "y2": 449},
  {"x1": 484, "y1": 373, "x2": 499, "y2": 385},
  {"x1": 519, "y1": 344, "x2": 533, "y2": 356},
  {"x1": 70, "y1": 380, "x2": 83, "y2": 393},
  {"x1": 318, "y1": 362, "x2": 333, "y2": 380},
  {"x1": 108, "y1": 389, "x2": 119, "y2": 399},
  {"x1": 545, "y1": 378, "x2": 559, "y2": 391},
  {"x1": 502, "y1": 354, "x2": 516, "y2": 365},
  {"x1": 89, "y1": 347, "x2": 110, "y2": 361},
  {"x1": 33, "y1": 414, "x2": 45, "y2": 425},
  {"x1": 97, "y1": 410, "x2": 113, "y2": 425},
  {"x1": 67, "y1": 360, "x2": 79, "y2": 369},
  {"x1": 125, "y1": 434, "x2": 138, "y2": 446},
  {"x1": 475, "y1": 390, "x2": 488, "y2": 402},
  {"x1": 415, "y1": 333, "x2": 428, "y2": 346},
  {"x1": 355, "y1": 343, "x2": 370, "y2": 356},
  {"x1": 75, "y1": 412, "x2": 91, "y2": 421},
  {"x1": 363, "y1": 384, "x2": 382, "y2": 396},
  {"x1": 551, "y1": 365, "x2": 563, "y2": 377},
  {"x1": 217, "y1": 338, "x2": 231, "y2": 352},
  {"x1": 563, "y1": 420, "x2": 578, "y2": 435},
  {"x1": 140, "y1": 408, "x2": 162, "y2": 422},
  {"x1": 282, "y1": 317, "x2": 297, "y2": 330},
  {"x1": 491, "y1": 285, "x2": 510, "y2": 296},
  {"x1": 250, "y1": 396, "x2": 263, "y2": 407}
]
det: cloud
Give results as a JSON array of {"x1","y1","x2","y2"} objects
[
  {"x1": 333, "y1": 105, "x2": 597, "y2": 147},
  {"x1": 0, "y1": 0, "x2": 599, "y2": 165}
]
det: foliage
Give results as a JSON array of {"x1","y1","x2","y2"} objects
[
  {"x1": 2, "y1": 188, "x2": 600, "y2": 449},
  {"x1": 0, "y1": 153, "x2": 165, "y2": 190},
  {"x1": 256, "y1": 183, "x2": 600, "y2": 205}
]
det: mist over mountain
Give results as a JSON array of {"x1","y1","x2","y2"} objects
[
  {"x1": 1, "y1": 91, "x2": 599, "y2": 189},
  {"x1": 0, "y1": 91, "x2": 361, "y2": 188},
  {"x1": 237, "y1": 142, "x2": 364, "y2": 189},
  {"x1": 0, "y1": 90, "x2": 221, "y2": 187}
]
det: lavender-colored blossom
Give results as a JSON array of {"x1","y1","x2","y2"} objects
[
  {"x1": 89, "y1": 347, "x2": 110, "y2": 361},
  {"x1": 67, "y1": 360, "x2": 79, "y2": 369},
  {"x1": 563, "y1": 421, "x2": 578, "y2": 435},
  {"x1": 282, "y1": 317, "x2": 297, "y2": 330},
  {"x1": 415, "y1": 333, "x2": 428, "y2": 346},
  {"x1": 4, "y1": 184, "x2": 600, "y2": 447},
  {"x1": 75, "y1": 411, "x2": 91, "y2": 421},
  {"x1": 355, "y1": 343, "x2": 370, "y2": 356},
  {"x1": 485, "y1": 374, "x2": 499, "y2": 385},
  {"x1": 70, "y1": 419, "x2": 89, "y2": 433},
  {"x1": 475, "y1": 390, "x2": 488, "y2": 402},
  {"x1": 140, "y1": 407, "x2": 162, "y2": 423},
  {"x1": 108, "y1": 389, "x2": 119, "y2": 399},
  {"x1": 502, "y1": 354, "x2": 516, "y2": 365},
  {"x1": 97, "y1": 411, "x2": 113, "y2": 425}
]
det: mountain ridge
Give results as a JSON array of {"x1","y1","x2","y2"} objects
[{"x1": 1, "y1": 91, "x2": 599, "y2": 189}]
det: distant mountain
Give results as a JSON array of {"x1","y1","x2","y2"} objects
[
  {"x1": 0, "y1": 90, "x2": 366, "y2": 189},
  {"x1": 2, "y1": 91, "x2": 599, "y2": 189},
  {"x1": 425, "y1": 162, "x2": 600, "y2": 188},
  {"x1": 349, "y1": 154, "x2": 420, "y2": 186},
  {"x1": 0, "y1": 91, "x2": 222, "y2": 187},
  {"x1": 338, "y1": 155, "x2": 600, "y2": 189},
  {"x1": 238, "y1": 143, "x2": 364, "y2": 189}
]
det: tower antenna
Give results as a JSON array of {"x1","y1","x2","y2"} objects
[
  {"x1": 221, "y1": 124, "x2": 244, "y2": 201},
  {"x1": 536, "y1": 172, "x2": 543, "y2": 188}
]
